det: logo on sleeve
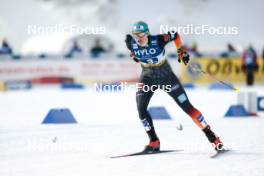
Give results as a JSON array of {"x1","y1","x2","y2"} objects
[{"x1": 164, "y1": 34, "x2": 170, "y2": 42}]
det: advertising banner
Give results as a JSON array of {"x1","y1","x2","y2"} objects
[{"x1": 181, "y1": 58, "x2": 264, "y2": 84}]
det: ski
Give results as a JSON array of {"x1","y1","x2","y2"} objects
[
  {"x1": 210, "y1": 149, "x2": 231, "y2": 158},
  {"x1": 110, "y1": 150, "x2": 180, "y2": 158}
]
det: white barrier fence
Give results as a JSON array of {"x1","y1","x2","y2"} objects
[{"x1": 0, "y1": 57, "x2": 180, "y2": 83}]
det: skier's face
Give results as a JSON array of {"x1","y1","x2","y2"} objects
[{"x1": 133, "y1": 33, "x2": 148, "y2": 47}]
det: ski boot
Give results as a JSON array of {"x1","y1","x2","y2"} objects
[
  {"x1": 143, "y1": 139, "x2": 160, "y2": 153},
  {"x1": 203, "y1": 126, "x2": 224, "y2": 152}
]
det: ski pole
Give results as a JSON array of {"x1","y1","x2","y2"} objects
[
  {"x1": 173, "y1": 37, "x2": 239, "y2": 92},
  {"x1": 188, "y1": 62, "x2": 240, "y2": 92}
]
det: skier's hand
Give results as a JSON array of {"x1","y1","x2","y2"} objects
[
  {"x1": 125, "y1": 34, "x2": 133, "y2": 50},
  {"x1": 177, "y1": 48, "x2": 190, "y2": 65},
  {"x1": 182, "y1": 51, "x2": 190, "y2": 65},
  {"x1": 130, "y1": 52, "x2": 139, "y2": 62}
]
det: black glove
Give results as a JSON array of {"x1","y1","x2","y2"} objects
[
  {"x1": 125, "y1": 34, "x2": 133, "y2": 51},
  {"x1": 177, "y1": 48, "x2": 190, "y2": 65},
  {"x1": 130, "y1": 53, "x2": 139, "y2": 62},
  {"x1": 182, "y1": 51, "x2": 190, "y2": 65}
]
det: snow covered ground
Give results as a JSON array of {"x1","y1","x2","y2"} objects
[{"x1": 0, "y1": 86, "x2": 264, "y2": 176}]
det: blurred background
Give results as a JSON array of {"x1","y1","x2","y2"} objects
[
  {"x1": 0, "y1": 0, "x2": 263, "y2": 88},
  {"x1": 0, "y1": 1, "x2": 264, "y2": 176}
]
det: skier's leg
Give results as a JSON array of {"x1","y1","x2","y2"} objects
[
  {"x1": 166, "y1": 81, "x2": 208, "y2": 129},
  {"x1": 164, "y1": 74, "x2": 223, "y2": 150},
  {"x1": 136, "y1": 76, "x2": 159, "y2": 143},
  {"x1": 136, "y1": 80, "x2": 161, "y2": 152}
]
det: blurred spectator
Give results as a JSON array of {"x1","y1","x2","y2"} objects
[
  {"x1": 262, "y1": 47, "x2": 264, "y2": 59},
  {"x1": 241, "y1": 45, "x2": 259, "y2": 86},
  {"x1": 38, "y1": 53, "x2": 48, "y2": 59},
  {"x1": 181, "y1": 43, "x2": 202, "y2": 57},
  {"x1": 65, "y1": 41, "x2": 82, "y2": 58},
  {"x1": 0, "y1": 38, "x2": 13, "y2": 55},
  {"x1": 90, "y1": 39, "x2": 106, "y2": 58},
  {"x1": 189, "y1": 42, "x2": 202, "y2": 57},
  {"x1": 220, "y1": 43, "x2": 239, "y2": 57},
  {"x1": 262, "y1": 47, "x2": 264, "y2": 72},
  {"x1": 227, "y1": 43, "x2": 236, "y2": 52}
]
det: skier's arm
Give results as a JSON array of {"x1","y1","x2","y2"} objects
[
  {"x1": 172, "y1": 33, "x2": 190, "y2": 65},
  {"x1": 157, "y1": 31, "x2": 184, "y2": 52},
  {"x1": 125, "y1": 34, "x2": 139, "y2": 62},
  {"x1": 171, "y1": 33, "x2": 185, "y2": 60},
  {"x1": 174, "y1": 33, "x2": 182, "y2": 50},
  {"x1": 157, "y1": 31, "x2": 178, "y2": 48},
  {"x1": 158, "y1": 32, "x2": 190, "y2": 65}
]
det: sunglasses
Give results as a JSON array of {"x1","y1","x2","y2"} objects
[{"x1": 133, "y1": 32, "x2": 147, "y2": 38}]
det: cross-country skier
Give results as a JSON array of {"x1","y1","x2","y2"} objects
[{"x1": 125, "y1": 21, "x2": 224, "y2": 153}]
